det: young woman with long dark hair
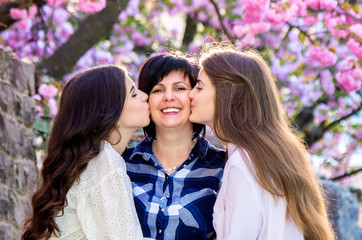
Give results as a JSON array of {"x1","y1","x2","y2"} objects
[
  {"x1": 189, "y1": 44, "x2": 335, "y2": 240},
  {"x1": 22, "y1": 65, "x2": 149, "y2": 240}
]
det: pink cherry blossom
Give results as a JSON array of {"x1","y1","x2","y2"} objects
[
  {"x1": 356, "y1": 128, "x2": 362, "y2": 140},
  {"x1": 338, "y1": 58, "x2": 355, "y2": 72},
  {"x1": 197, "y1": 11, "x2": 208, "y2": 22},
  {"x1": 14, "y1": 20, "x2": 32, "y2": 31},
  {"x1": 10, "y1": 8, "x2": 27, "y2": 20},
  {"x1": 336, "y1": 71, "x2": 361, "y2": 92},
  {"x1": 48, "y1": 98, "x2": 58, "y2": 117},
  {"x1": 347, "y1": 38, "x2": 362, "y2": 58},
  {"x1": 265, "y1": 3, "x2": 297, "y2": 25},
  {"x1": 304, "y1": 16, "x2": 319, "y2": 25},
  {"x1": 35, "y1": 105, "x2": 44, "y2": 118},
  {"x1": 308, "y1": 46, "x2": 337, "y2": 67},
  {"x1": 38, "y1": 84, "x2": 58, "y2": 99},
  {"x1": 55, "y1": 22, "x2": 74, "y2": 43},
  {"x1": 290, "y1": 0, "x2": 307, "y2": 16},
  {"x1": 53, "y1": 8, "x2": 70, "y2": 25},
  {"x1": 350, "y1": 24, "x2": 362, "y2": 39},
  {"x1": 28, "y1": 5, "x2": 37, "y2": 18},
  {"x1": 232, "y1": 25, "x2": 246, "y2": 38},
  {"x1": 249, "y1": 22, "x2": 271, "y2": 35},
  {"x1": 188, "y1": 42, "x2": 199, "y2": 54},
  {"x1": 242, "y1": 0, "x2": 270, "y2": 23},
  {"x1": 324, "y1": 13, "x2": 350, "y2": 38},
  {"x1": 32, "y1": 94, "x2": 42, "y2": 101},
  {"x1": 320, "y1": 70, "x2": 335, "y2": 95},
  {"x1": 320, "y1": 0, "x2": 337, "y2": 10},
  {"x1": 306, "y1": 0, "x2": 319, "y2": 10},
  {"x1": 78, "y1": 0, "x2": 106, "y2": 14},
  {"x1": 46, "y1": 0, "x2": 66, "y2": 7}
]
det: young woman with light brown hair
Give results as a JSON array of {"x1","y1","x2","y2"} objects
[{"x1": 188, "y1": 43, "x2": 334, "y2": 240}]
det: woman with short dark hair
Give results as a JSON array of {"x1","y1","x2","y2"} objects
[
  {"x1": 22, "y1": 65, "x2": 149, "y2": 240},
  {"x1": 123, "y1": 53, "x2": 225, "y2": 240}
]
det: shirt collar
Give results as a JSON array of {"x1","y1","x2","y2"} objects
[{"x1": 129, "y1": 135, "x2": 209, "y2": 162}]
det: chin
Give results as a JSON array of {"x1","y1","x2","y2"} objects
[{"x1": 189, "y1": 115, "x2": 200, "y2": 124}]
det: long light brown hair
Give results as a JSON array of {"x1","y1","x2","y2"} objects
[{"x1": 200, "y1": 44, "x2": 334, "y2": 240}]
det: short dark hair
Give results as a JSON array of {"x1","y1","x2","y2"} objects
[{"x1": 137, "y1": 52, "x2": 205, "y2": 139}]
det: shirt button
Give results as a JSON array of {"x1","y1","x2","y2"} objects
[
  {"x1": 165, "y1": 194, "x2": 169, "y2": 198},
  {"x1": 158, "y1": 229, "x2": 162, "y2": 233},
  {"x1": 160, "y1": 208, "x2": 165, "y2": 212},
  {"x1": 183, "y1": 164, "x2": 187, "y2": 168},
  {"x1": 154, "y1": 163, "x2": 158, "y2": 166}
]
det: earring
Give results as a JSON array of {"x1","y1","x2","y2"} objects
[{"x1": 116, "y1": 126, "x2": 120, "y2": 129}]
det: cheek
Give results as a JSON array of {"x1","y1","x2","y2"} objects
[{"x1": 179, "y1": 92, "x2": 191, "y2": 104}]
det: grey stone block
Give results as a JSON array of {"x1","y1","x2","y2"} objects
[
  {"x1": 0, "y1": 83, "x2": 15, "y2": 113},
  {"x1": 321, "y1": 180, "x2": 362, "y2": 240}
]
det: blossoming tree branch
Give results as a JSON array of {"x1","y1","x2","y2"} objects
[{"x1": 0, "y1": 0, "x2": 361, "y2": 180}]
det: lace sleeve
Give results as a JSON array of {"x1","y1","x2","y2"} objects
[{"x1": 76, "y1": 166, "x2": 143, "y2": 240}]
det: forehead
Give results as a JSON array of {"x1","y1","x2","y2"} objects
[
  {"x1": 125, "y1": 77, "x2": 135, "y2": 88},
  {"x1": 157, "y1": 70, "x2": 190, "y2": 85},
  {"x1": 199, "y1": 69, "x2": 210, "y2": 81}
]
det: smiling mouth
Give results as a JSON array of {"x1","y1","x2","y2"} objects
[{"x1": 162, "y1": 108, "x2": 181, "y2": 113}]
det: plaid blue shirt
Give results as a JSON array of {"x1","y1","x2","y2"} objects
[{"x1": 123, "y1": 135, "x2": 225, "y2": 240}]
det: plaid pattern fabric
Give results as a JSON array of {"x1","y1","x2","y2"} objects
[{"x1": 123, "y1": 136, "x2": 225, "y2": 240}]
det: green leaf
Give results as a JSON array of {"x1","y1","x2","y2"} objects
[{"x1": 33, "y1": 118, "x2": 52, "y2": 134}]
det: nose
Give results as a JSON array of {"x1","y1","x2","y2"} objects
[
  {"x1": 163, "y1": 88, "x2": 175, "y2": 101},
  {"x1": 140, "y1": 90, "x2": 148, "y2": 102}
]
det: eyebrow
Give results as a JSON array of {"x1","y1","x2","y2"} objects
[
  {"x1": 129, "y1": 86, "x2": 135, "y2": 93},
  {"x1": 197, "y1": 79, "x2": 205, "y2": 86},
  {"x1": 155, "y1": 81, "x2": 191, "y2": 87}
]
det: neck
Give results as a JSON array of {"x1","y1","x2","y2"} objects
[
  {"x1": 154, "y1": 125, "x2": 194, "y2": 148},
  {"x1": 106, "y1": 128, "x2": 134, "y2": 155},
  {"x1": 153, "y1": 126, "x2": 195, "y2": 168}
]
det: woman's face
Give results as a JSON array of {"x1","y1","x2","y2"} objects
[
  {"x1": 148, "y1": 70, "x2": 193, "y2": 130},
  {"x1": 118, "y1": 77, "x2": 150, "y2": 130},
  {"x1": 189, "y1": 68, "x2": 216, "y2": 129}
]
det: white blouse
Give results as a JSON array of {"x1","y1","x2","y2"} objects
[
  {"x1": 50, "y1": 141, "x2": 143, "y2": 240},
  {"x1": 213, "y1": 144, "x2": 304, "y2": 240}
]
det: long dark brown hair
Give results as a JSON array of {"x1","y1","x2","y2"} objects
[
  {"x1": 22, "y1": 65, "x2": 128, "y2": 240},
  {"x1": 200, "y1": 44, "x2": 334, "y2": 240}
]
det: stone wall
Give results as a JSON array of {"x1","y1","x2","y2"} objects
[{"x1": 0, "y1": 47, "x2": 38, "y2": 240}]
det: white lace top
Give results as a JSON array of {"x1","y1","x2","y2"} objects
[{"x1": 49, "y1": 141, "x2": 143, "y2": 240}]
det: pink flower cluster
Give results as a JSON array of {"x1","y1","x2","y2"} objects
[
  {"x1": 307, "y1": 0, "x2": 337, "y2": 11},
  {"x1": 78, "y1": 0, "x2": 106, "y2": 14},
  {"x1": 309, "y1": 46, "x2": 337, "y2": 67},
  {"x1": 10, "y1": 5, "x2": 37, "y2": 31},
  {"x1": 347, "y1": 38, "x2": 362, "y2": 59},
  {"x1": 38, "y1": 84, "x2": 58, "y2": 99},
  {"x1": 265, "y1": 2, "x2": 297, "y2": 25},
  {"x1": 241, "y1": 0, "x2": 270, "y2": 23},
  {"x1": 335, "y1": 58, "x2": 362, "y2": 92},
  {"x1": 324, "y1": 12, "x2": 351, "y2": 38},
  {"x1": 320, "y1": 70, "x2": 335, "y2": 96},
  {"x1": 46, "y1": 0, "x2": 66, "y2": 7}
]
